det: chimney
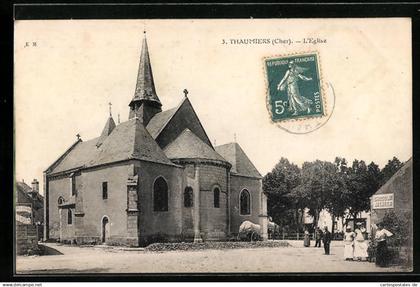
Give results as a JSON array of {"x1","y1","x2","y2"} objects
[{"x1": 31, "y1": 179, "x2": 39, "y2": 193}]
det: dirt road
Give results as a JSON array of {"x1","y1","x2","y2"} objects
[{"x1": 16, "y1": 241, "x2": 404, "y2": 274}]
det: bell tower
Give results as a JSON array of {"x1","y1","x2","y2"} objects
[{"x1": 129, "y1": 32, "x2": 162, "y2": 124}]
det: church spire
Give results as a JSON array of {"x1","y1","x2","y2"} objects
[{"x1": 129, "y1": 32, "x2": 162, "y2": 124}]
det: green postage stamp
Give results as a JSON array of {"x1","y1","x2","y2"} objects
[{"x1": 264, "y1": 52, "x2": 325, "y2": 122}]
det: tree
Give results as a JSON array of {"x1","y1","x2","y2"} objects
[
  {"x1": 367, "y1": 161, "x2": 382, "y2": 194},
  {"x1": 324, "y1": 157, "x2": 349, "y2": 235},
  {"x1": 263, "y1": 158, "x2": 301, "y2": 228},
  {"x1": 345, "y1": 160, "x2": 382, "y2": 220},
  {"x1": 381, "y1": 157, "x2": 403, "y2": 186},
  {"x1": 293, "y1": 160, "x2": 342, "y2": 228}
]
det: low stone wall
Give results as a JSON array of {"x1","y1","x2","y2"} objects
[{"x1": 16, "y1": 224, "x2": 40, "y2": 255}]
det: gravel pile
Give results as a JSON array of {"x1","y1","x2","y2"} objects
[{"x1": 145, "y1": 240, "x2": 290, "y2": 252}]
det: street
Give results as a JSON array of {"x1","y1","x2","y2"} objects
[{"x1": 15, "y1": 241, "x2": 405, "y2": 274}]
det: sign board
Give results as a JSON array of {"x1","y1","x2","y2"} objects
[
  {"x1": 16, "y1": 205, "x2": 32, "y2": 214},
  {"x1": 372, "y1": 193, "x2": 394, "y2": 209}
]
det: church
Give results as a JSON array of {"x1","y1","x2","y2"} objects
[{"x1": 43, "y1": 34, "x2": 268, "y2": 247}]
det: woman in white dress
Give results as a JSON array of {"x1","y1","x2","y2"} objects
[
  {"x1": 353, "y1": 222, "x2": 369, "y2": 261},
  {"x1": 343, "y1": 226, "x2": 355, "y2": 260}
]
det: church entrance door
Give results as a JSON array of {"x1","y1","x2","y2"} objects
[{"x1": 102, "y1": 216, "x2": 110, "y2": 243}]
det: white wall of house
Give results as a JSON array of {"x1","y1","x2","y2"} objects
[{"x1": 304, "y1": 209, "x2": 371, "y2": 233}]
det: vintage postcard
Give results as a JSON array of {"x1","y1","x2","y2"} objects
[{"x1": 14, "y1": 18, "x2": 412, "y2": 274}]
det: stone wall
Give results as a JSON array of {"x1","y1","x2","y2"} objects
[
  {"x1": 76, "y1": 162, "x2": 133, "y2": 245},
  {"x1": 48, "y1": 162, "x2": 133, "y2": 245},
  {"x1": 16, "y1": 224, "x2": 39, "y2": 255},
  {"x1": 229, "y1": 174, "x2": 263, "y2": 236},
  {"x1": 198, "y1": 164, "x2": 228, "y2": 241},
  {"x1": 135, "y1": 160, "x2": 185, "y2": 246},
  {"x1": 47, "y1": 176, "x2": 74, "y2": 240}
]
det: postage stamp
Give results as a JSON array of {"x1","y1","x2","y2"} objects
[{"x1": 264, "y1": 52, "x2": 325, "y2": 122}]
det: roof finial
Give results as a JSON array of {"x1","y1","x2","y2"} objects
[
  {"x1": 234, "y1": 133, "x2": 237, "y2": 142},
  {"x1": 76, "y1": 133, "x2": 81, "y2": 140},
  {"x1": 183, "y1": 89, "x2": 189, "y2": 98},
  {"x1": 214, "y1": 139, "x2": 217, "y2": 146},
  {"x1": 118, "y1": 113, "x2": 120, "y2": 124},
  {"x1": 108, "y1": 102, "x2": 112, "y2": 117}
]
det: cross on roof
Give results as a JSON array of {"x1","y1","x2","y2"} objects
[
  {"x1": 108, "y1": 102, "x2": 112, "y2": 116},
  {"x1": 183, "y1": 89, "x2": 189, "y2": 97},
  {"x1": 76, "y1": 133, "x2": 81, "y2": 140}
]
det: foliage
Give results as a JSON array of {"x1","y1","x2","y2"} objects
[
  {"x1": 325, "y1": 157, "x2": 349, "y2": 219},
  {"x1": 263, "y1": 158, "x2": 301, "y2": 227},
  {"x1": 145, "y1": 241, "x2": 290, "y2": 252},
  {"x1": 381, "y1": 210, "x2": 411, "y2": 248},
  {"x1": 345, "y1": 160, "x2": 382, "y2": 218},
  {"x1": 381, "y1": 157, "x2": 403, "y2": 186},
  {"x1": 293, "y1": 160, "x2": 344, "y2": 227},
  {"x1": 263, "y1": 156, "x2": 404, "y2": 234}
]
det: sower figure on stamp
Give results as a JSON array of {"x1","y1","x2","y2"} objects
[
  {"x1": 314, "y1": 226, "x2": 323, "y2": 248},
  {"x1": 322, "y1": 226, "x2": 332, "y2": 255},
  {"x1": 277, "y1": 60, "x2": 313, "y2": 116}
]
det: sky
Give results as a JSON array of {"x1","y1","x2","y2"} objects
[{"x1": 14, "y1": 19, "x2": 412, "y2": 195}]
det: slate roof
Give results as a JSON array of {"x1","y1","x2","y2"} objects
[
  {"x1": 96, "y1": 116, "x2": 116, "y2": 147},
  {"x1": 16, "y1": 181, "x2": 44, "y2": 209},
  {"x1": 49, "y1": 118, "x2": 173, "y2": 174},
  {"x1": 90, "y1": 118, "x2": 172, "y2": 166},
  {"x1": 164, "y1": 128, "x2": 227, "y2": 162},
  {"x1": 131, "y1": 35, "x2": 161, "y2": 106},
  {"x1": 215, "y1": 142, "x2": 262, "y2": 178},
  {"x1": 146, "y1": 106, "x2": 178, "y2": 139},
  {"x1": 51, "y1": 138, "x2": 99, "y2": 173}
]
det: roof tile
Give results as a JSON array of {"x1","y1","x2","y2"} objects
[
  {"x1": 215, "y1": 142, "x2": 261, "y2": 178},
  {"x1": 164, "y1": 129, "x2": 226, "y2": 162}
]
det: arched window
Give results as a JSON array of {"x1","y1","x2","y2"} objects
[
  {"x1": 184, "y1": 187, "x2": 193, "y2": 208},
  {"x1": 240, "y1": 189, "x2": 251, "y2": 215},
  {"x1": 153, "y1": 177, "x2": 168, "y2": 212},
  {"x1": 67, "y1": 209, "x2": 73, "y2": 225},
  {"x1": 58, "y1": 196, "x2": 64, "y2": 205},
  {"x1": 213, "y1": 187, "x2": 220, "y2": 208}
]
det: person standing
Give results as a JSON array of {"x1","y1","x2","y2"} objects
[
  {"x1": 303, "y1": 228, "x2": 311, "y2": 247},
  {"x1": 322, "y1": 226, "x2": 332, "y2": 255},
  {"x1": 375, "y1": 222, "x2": 393, "y2": 267},
  {"x1": 343, "y1": 226, "x2": 355, "y2": 260},
  {"x1": 314, "y1": 227, "x2": 323, "y2": 248},
  {"x1": 354, "y1": 222, "x2": 369, "y2": 261}
]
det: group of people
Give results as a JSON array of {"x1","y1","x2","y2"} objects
[
  {"x1": 343, "y1": 222, "x2": 369, "y2": 261},
  {"x1": 304, "y1": 226, "x2": 332, "y2": 255},
  {"x1": 344, "y1": 222, "x2": 393, "y2": 267},
  {"x1": 343, "y1": 223, "x2": 393, "y2": 267},
  {"x1": 304, "y1": 222, "x2": 394, "y2": 267}
]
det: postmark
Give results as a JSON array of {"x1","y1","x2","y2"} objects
[{"x1": 264, "y1": 52, "x2": 325, "y2": 123}]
